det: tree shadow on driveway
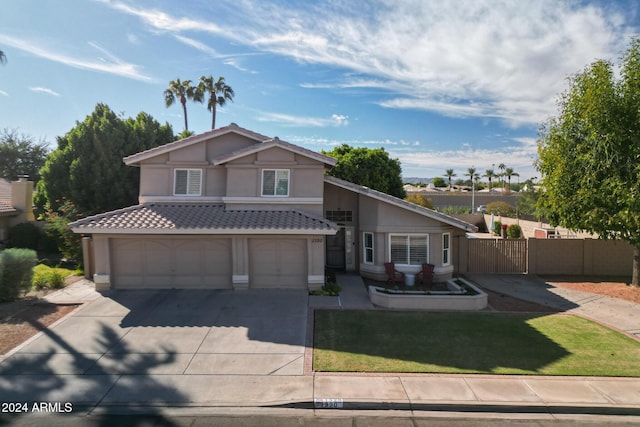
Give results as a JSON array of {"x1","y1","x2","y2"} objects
[{"x1": 0, "y1": 314, "x2": 186, "y2": 427}]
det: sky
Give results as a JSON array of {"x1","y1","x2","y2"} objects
[{"x1": 1, "y1": 0, "x2": 638, "y2": 181}]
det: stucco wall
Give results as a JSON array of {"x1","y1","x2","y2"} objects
[{"x1": 528, "y1": 238, "x2": 633, "y2": 276}]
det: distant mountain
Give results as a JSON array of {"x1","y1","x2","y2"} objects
[{"x1": 403, "y1": 177, "x2": 432, "y2": 184}]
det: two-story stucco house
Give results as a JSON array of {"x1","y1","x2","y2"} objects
[{"x1": 70, "y1": 123, "x2": 476, "y2": 291}]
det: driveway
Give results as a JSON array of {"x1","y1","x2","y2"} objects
[{"x1": 0, "y1": 288, "x2": 311, "y2": 408}]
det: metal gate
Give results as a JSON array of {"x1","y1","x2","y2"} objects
[{"x1": 466, "y1": 239, "x2": 527, "y2": 273}]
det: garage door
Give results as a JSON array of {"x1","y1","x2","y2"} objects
[
  {"x1": 112, "y1": 238, "x2": 232, "y2": 289},
  {"x1": 249, "y1": 239, "x2": 306, "y2": 288}
]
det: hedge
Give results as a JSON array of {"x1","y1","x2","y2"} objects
[{"x1": 0, "y1": 248, "x2": 37, "y2": 302}]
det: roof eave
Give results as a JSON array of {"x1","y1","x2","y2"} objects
[
  {"x1": 123, "y1": 123, "x2": 271, "y2": 166},
  {"x1": 70, "y1": 227, "x2": 338, "y2": 235},
  {"x1": 324, "y1": 175, "x2": 478, "y2": 232}
]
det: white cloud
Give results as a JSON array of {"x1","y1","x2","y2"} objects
[
  {"x1": 101, "y1": 0, "x2": 634, "y2": 127},
  {"x1": 30, "y1": 87, "x2": 60, "y2": 97},
  {"x1": 0, "y1": 90, "x2": 8, "y2": 96},
  {"x1": 287, "y1": 133, "x2": 538, "y2": 179},
  {"x1": 0, "y1": 34, "x2": 153, "y2": 82},
  {"x1": 257, "y1": 111, "x2": 350, "y2": 127},
  {"x1": 174, "y1": 34, "x2": 222, "y2": 57},
  {"x1": 223, "y1": 58, "x2": 258, "y2": 74}
]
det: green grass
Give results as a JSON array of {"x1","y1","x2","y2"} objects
[
  {"x1": 32, "y1": 264, "x2": 75, "y2": 290},
  {"x1": 313, "y1": 310, "x2": 640, "y2": 376}
]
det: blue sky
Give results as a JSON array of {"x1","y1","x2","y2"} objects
[{"x1": 1, "y1": 0, "x2": 638, "y2": 180}]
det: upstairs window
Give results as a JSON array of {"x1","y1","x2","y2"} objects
[
  {"x1": 174, "y1": 169, "x2": 202, "y2": 196},
  {"x1": 262, "y1": 169, "x2": 289, "y2": 196}
]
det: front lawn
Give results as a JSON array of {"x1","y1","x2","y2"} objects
[{"x1": 314, "y1": 310, "x2": 640, "y2": 376}]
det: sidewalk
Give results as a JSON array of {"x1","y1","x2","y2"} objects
[{"x1": 1, "y1": 277, "x2": 639, "y2": 421}]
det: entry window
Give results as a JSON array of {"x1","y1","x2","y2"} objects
[
  {"x1": 262, "y1": 169, "x2": 289, "y2": 196},
  {"x1": 326, "y1": 210, "x2": 353, "y2": 223},
  {"x1": 174, "y1": 169, "x2": 202, "y2": 196},
  {"x1": 363, "y1": 232, "x2": 374, "y2": 264},
  {"x1": 442, "y1": 233, "x2": 451, "y2": 266},
  {"x1": 389, "y1": 234, "x2": 428, "y2": 266}
]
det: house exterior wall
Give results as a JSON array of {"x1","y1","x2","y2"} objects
[
  {"x1": 224, "y1": 148, "x2": 326, "y2": 216},
  {"x1": 206, "y1": 133, "x2": 257, "y2": 159},
  {"x1": 323, "y1": 180, "x2": 457, "y2": 282}
]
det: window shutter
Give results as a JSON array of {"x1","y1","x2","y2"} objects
[
  {"x1": 409, "y1": 235, "x2": 427, "y2": 265},
  {"x1": 175, "y1": 170, "x2": 188, "y2": 195},
  {"x1": 390, "y1": 235, "x2": 408, "y2": 264},
  {"x1": 188, "y1": 169, "x2": 201, "y2": 195},
  {"x1": 275, "y1": 170, "x2": 289, "y2": 196},
  {"x1": 262, "y1": 170, "x2": 275, "y2": 195}
]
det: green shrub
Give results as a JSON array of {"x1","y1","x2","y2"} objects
[
  {"x1": 507, "y1": 224, "x2": 523, "y2": 239},
  {"x1": 6, "y1": 222, "x2": 44, "y2": 251},
  {"x1": 44, "y1": 199, "x2": 83, "y2": 263},
  {"x1": 0, "y1": 248, "x2": 37, "y2": 302},
  {"x1": 492, "y1": 221, "x2": 502, "y2": 236},
  {"x1": 310, "y1": 281, "x2": 342, "y2": 296},
  {"x1": 32, "y1": 264, "x2": 66, "y2": 289}
]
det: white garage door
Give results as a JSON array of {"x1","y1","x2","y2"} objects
[
  {"x1": 249, "y1": 239, "x2": 306, "y2": 289},
  {"x1": 112, "y1": 238, "x2": 232, "y2": 289}
]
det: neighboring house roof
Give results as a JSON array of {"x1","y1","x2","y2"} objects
[
  {"x1": 0, "y1": 179, "x2": 18, "y2": 216},
  {"x1": 325, "y1": 175, "x2": 478, "y2": 232},
  {"x1": 123, "y1": 123, "x2": 272, "y2": 166},
  {"x1": 213, "y1": 137, "x2": 337, "y2": 167},
  {"x1": 68, "y1": 203, "x2": 338, "y2": 235}
]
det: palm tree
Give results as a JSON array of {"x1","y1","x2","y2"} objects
[
  {"x1": 465, "y1": 167, "x2": 478, "y2": 212},
  {"x1": 504, "y1": 167, "x2": 516, "y2": 191},
  {"x1": 497, "y1": 163, "x2": 506, "y2": 188},
  {"x1": 199, "y1": 75, "x2": 234, "y2": 129},
  {"x1": 445, "y1": 169, "x2": 456, "y2": 191},
  {"x1": 484, "y1": 168, "x2": 495, "y2": 190},
  {"x1": 164, "y1": 78, "x2": 202, "y2": 132}
]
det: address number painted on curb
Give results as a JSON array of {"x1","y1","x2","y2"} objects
[{"x1": 314, "y1": 398, "x2": 344, "y2": 409}]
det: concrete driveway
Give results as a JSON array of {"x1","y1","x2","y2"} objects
[{"x1": 0, "y1": 288, "x2": 311, "y2": 408}]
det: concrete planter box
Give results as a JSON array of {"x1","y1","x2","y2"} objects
[{"x1": 368, "y1": 278, "x2": 488, "y2": 311}]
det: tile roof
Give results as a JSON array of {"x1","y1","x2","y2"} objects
[
  {"x1": 0, "y1": 179, "x2": 18, "y2": 215},
  {"x1": 69, "y1": 203, "x2": 338, "y2": 235}
]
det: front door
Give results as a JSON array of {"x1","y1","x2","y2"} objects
[
  {"x1": 326, "y1": 227, "x2": 356, "y2": 272},
  {"x1": 326, "y1": 228, "x2": 345, "y2": 271}
]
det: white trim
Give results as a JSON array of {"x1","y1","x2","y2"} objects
[
  {"x1": 363, "y1": 231, "x2": 374, "y2": 265},
  {"x1": 388, "y1": 233, "x2": 429, "y2": 267},
  {"x1": 307, "y1": 274, "x2": 325, "y2": 284},
  {"x1": 139, "y1": 196, "x2": 224, "y2": 203},
  {"x1": 222, "y1": 196, "x2": 322, "y2": 205},
  {"x1": 232, "y1": 274, "x2": 249, "y2": 284},
  {"x1": 442, "y1": 232, "x2": 451, "y2": 266}
]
